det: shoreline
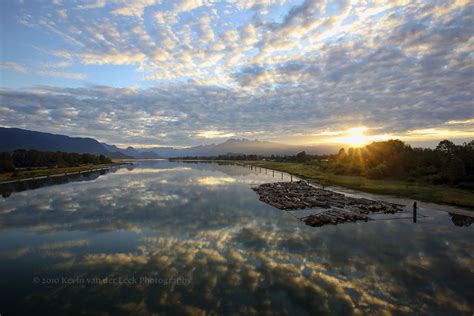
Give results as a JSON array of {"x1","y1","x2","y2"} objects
[
  {"x1": 0, "y1": 162, "x2": 132, "y2": 184},
  {"x1": 170, "y1": 159, "x2": 474, "y2": 210},
  {"x1": 241, "y1": 161, "x2": 474, "y2": 210}
]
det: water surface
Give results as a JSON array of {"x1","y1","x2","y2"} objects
[{"x1": 0, "y1": 160, "x2": 472, "y2": 315}]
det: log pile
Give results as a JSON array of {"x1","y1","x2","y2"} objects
[
  {"x1": 252, "y1": 181, "x2": 403, "y2": 213},
  {"x1": 252, "y1": 181, "x2": 405, "y2": 227},
  {"x1": 303, "y1": 209, "x2": 370, "y2": 227}
]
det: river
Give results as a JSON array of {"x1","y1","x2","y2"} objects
[{"x1": 0, "y1": 160, "x2": 472, "y2": 315}]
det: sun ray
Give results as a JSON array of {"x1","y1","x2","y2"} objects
[{"x1": 330, "y1": 127, "x2": 370, "y2": 147}]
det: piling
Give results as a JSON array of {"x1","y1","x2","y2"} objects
[{"x1": 413, "y1": 201, "x2": 417, "y2": 223}]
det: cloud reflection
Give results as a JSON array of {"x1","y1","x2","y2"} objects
[
  {"x1": 0, "y1": 161, "x2": 472, "y2": 315},
  {"x1": 197, "y1": 176, "x2": 236, "y2": 186}
]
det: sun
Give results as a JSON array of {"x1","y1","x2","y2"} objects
[
  {"x1": 344, "y1": 127, "x2": 369, "y2": 146},
  {"x1": 333, "y1": 127, "x2": 369, "y2": 146}
]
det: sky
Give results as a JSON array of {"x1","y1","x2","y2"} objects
[{"x1": 0, "y1": 0, "x2": 473, "y2": 148}]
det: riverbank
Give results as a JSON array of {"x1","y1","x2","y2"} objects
[
  {"x1": 0, "y1": 162, "x2": 130, "y2": 184},
  {"x1": 240, "y1": 161, "x2": 474, "y2": 209}
]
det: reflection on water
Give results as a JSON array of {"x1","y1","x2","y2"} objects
[
  {"x1": 450, "y1": 213, "x2": 473, "y2": 227},
  {"x1": 0, "y1": 160, "x2": 472, "y2": 315},
  {"x1": 0, "y1": 164, "x2": 132, "y2": 199}
]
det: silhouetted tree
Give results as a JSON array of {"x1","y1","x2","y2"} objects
[
  {"x1": 324, "y1": 139, "x2": 473, "y2": 185},
  {"x1": 2, "y1": 149, "x2": 112, "y2": 172},
  {"x1": 436, "y1": 140, "x2": 457, "y2": 156},
  {"x1": 0, "y1": 152, "x2": 15, "y2": 173},
  {"x1": 444, "y1": 156, "x2": 466, "y2": 184},
  {"x1": 295, "y1": 151, "x2": 307, "y2": 163}
]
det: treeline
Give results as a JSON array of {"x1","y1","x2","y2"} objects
[
  {"x1": 293, "y1": 139, "x2": 474, "y2": 187},
  {"x1": 177, "y1": 139, "x2": 474, "y2": 187},
  {"x1": 165, "y1": 139, "x2": 474, "y2": 187},
  {"x1": 170, "y1": 153, "x2": 331, "y2": 162},
  {"x1": 0, "y1": 149, "x2": 112, "y2": 173},
  {"x1": 171, "y1": 154, "x2": 266, "y2": 161}
]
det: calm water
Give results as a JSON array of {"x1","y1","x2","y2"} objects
[{"x1": 0, "y1": 160, "x2": 472, "y2": 315}]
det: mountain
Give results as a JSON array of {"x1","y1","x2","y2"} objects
[
  {"x1": 212, "y1": 139, "x2": 336, "y2": 156},
  {"x1": 0, "y1": 127, "x2": 110, "y2": 154},
  {"x1": 0, "y1": 127, "x2": 337, "y2": 159},
  {"x1": 0, "y1": 127, "x2": 134, "y2": 158},
  {"x1": 104, "y1": 151, "x2": 134, "y2": 159},
  {"x1": 103, "y1": 144, "x2": 161, "y2": 159},
  {"x1": 132, "y1": 139, "x2": 339, "y2": 157},
  {"x1": 101, "y1": 142, "x2": 122, "y2": 153}
]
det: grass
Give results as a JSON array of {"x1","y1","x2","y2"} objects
[
  {"x1": 0, "y1": 162, "x2": 126, "y2": 183},
  {"x1": 242, "y1": 161, "x2": 474, "y2": 209}
]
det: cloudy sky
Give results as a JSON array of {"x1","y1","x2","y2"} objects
[{"x1": 0, "y1": 0, "x2": 473, "y2": 148}]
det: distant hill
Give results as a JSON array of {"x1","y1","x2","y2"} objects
[
  {"x1": 0, "y1": 127, "x2": 110, "y2": 154},
  {"x1": 100, "y1": 142, "x2": 122, "y2": 153},
  {"x1": 101, "y1": 143, "x2": 160, "y2": 159},
  {"x1": 105, "y1": 151, "x2": 134, "y2": 159},
  {"x1": 0, "y1": 127, "x2": 338, "y2": 159},
  {"x1": 131, "y1": 139, "x2": 339, "y2": 157},
  {"x1": 211, "y1": 139, "x2": 338, "y2": 156},
  {"x1": 0, "y1": 127, "x2": 133, "y2": 158}
]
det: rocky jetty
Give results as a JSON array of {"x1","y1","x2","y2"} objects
[{"x1": 252, "y1": 181, "x2": 405, "y2": 227}]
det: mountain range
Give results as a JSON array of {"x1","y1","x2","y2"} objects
[
  {"x1": 0, "y1": 127, "x2": 339, "y2": 158},
  {"x1": 136, "y1": 139, "x2": 339, "y2": 157}
]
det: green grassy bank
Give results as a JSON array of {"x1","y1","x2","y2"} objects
[
  {"x1": 242, "y1": 161, "x2": 474, "y2": 209},
  {"x1": 0, "y1": 162, "x2": 127, "y2": 183}
]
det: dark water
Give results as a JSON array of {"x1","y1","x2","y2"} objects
[{"x1": 0, "y1": 160, "x2": 472, "y2": 315}]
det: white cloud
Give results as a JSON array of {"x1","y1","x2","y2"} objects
[
  {"x1": 76, "y1": 0, "x2": 107, "y2": 10},
  {"x1": 0, "y1": 62, "x2": 85, "y2": 80},
  {"x1": 112, "y1": 0, "x2": 160, "y2": 17},
  {"x1": 195, "y1": 130, "x2": 236, "y2": 139},
  {"x1": 0, "y1": 61, "x2": 31, "y2": 74},
  {"x1": 1, "y1": 0, "x2": 473, "y2": 146},
  {"x1": 37, "y1": 69, "x2": 86, "y2": 80},
  {"x1": 175, "y1": 0, "x2": 206, "y2": 12}
]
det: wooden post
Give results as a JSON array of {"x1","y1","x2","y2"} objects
[
  {"x1": 291, "y1": 175, "x2": 293, "y2": 182},
  {"x1": 272, "y1": 170, "x2": 274, "y2": 177},
  {"x1": 413, "y1": 201, "x2": 417, "y2": 223}
]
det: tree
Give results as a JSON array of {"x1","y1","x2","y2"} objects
[
  {"x1": 444, "y1": 156, "x2": 466, "y2": 184},
  {"x1": 8, "y1": 149, "x2": 112, "y2": 170},
  {"x1": 99, "y1": 154, "x2": 110, "y2": 164},
  {"x1": 320, "y1": 138, "x2": 473, "y2": 184},
  {"x1": 367, "y1": 163, "x2": 389, "y2": 179},
  {"x1": 458, "y1": 140, "x2": 474, "y2": 176},
  {"x1": 0, "y1": 152, "x2": 15, "y2": 173},
  {"x1": 296, "y1": 151, "x2": 307, "y2": 163},
  {"x1": 436, "y1": 140, "x2": 457, "y2": 156}
]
